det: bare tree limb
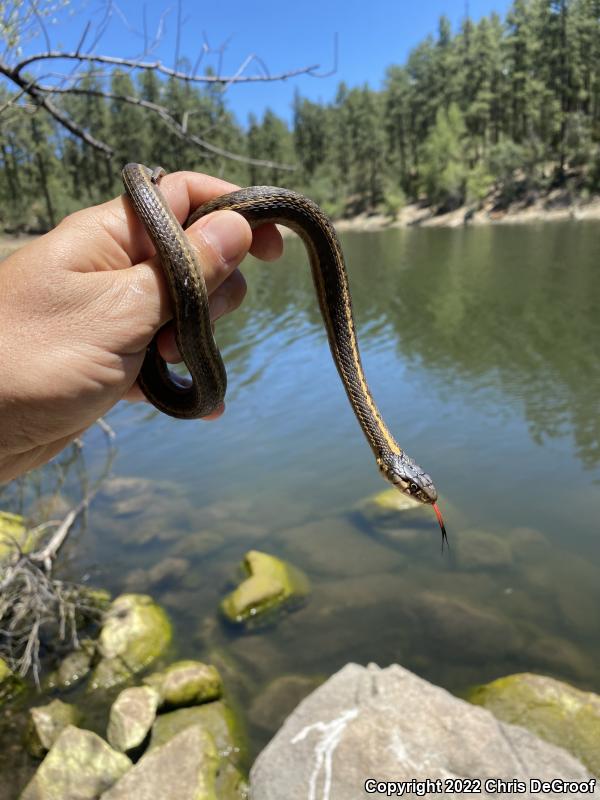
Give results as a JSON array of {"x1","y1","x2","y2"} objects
[
  {"x1": 34, "y1": 83, "x2": 297, "y2": 169},
  {"x1": 0, "y1": 62, "x2": 113, "y2": 154},
  {"x1": 11, "y1": 50, "x2": 320, "y2": 84}
]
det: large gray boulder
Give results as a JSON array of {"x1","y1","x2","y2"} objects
[{"x1": 250, "y1": 663, "x2": 600, "y2": 800}]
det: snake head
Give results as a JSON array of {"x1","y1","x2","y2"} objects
[{"x1": 377, "y1": 451, "x2": 438, "y2": 505}]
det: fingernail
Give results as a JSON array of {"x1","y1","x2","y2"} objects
[{"x1": 197, "y1": 211, "x2": 247, "y2": 268}]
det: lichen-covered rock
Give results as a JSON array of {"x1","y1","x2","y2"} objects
[
  {"x1": 144, "y1": 660, "x2": 222, "y2": 708},
  {"x1": 220, "y1": 550, "x2": 309, "y2": 626},
  {"x1": 467, "y1": 673, "x2": 600, "y2": 777},
  {"x1": 101, "y1": 724, "x2": 218, "y2": 800},
  {"x1": 454, "y1": 528, "x2": 513, "y2": 570},
  {"x1": 20, "y1": 725, "x2": 131, "y2": 799},
  {"x1": 107, "y1": 686, "x2": 160, "y2": 753},
  {"x1": 25, "y1": 699, "x2": 81, "y2": 758},
  {"x1": 47, "y1": 640, "x2": 96, "y2": 690},
  {"x1": 89, "y1": 594, "x2": 172, "y2": 690}
]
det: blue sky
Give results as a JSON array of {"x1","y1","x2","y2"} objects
[{"x1": 35, "y1": 0, "x2": 512, "y2": 124}]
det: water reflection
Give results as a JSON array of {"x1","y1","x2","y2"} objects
[{"x1": 4, "y1": 221, "x2": 599, "y2": 774}]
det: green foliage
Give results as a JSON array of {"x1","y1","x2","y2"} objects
[
  {"x1": 382, "y1": 184, "x2": 407, "y2": 219},
  {"x1": 466, "y1": 163, "x2": 494, "y2": 206},
  {"x1": 1, "y1": 0, "x2": 600, "y2": 230},
  {"x1": 422, "y1": 104, "x2": 468, "y2": 210}
]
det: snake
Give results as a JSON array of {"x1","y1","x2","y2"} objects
[{"x1": 122, "y1": 163, "x2": 447, "y2": 547}]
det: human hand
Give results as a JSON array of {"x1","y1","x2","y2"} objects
[{"x1": 0, "y1": 170, "x2": 283, "y2": 482}]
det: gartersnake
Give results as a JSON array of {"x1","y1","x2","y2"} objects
[{"x1": 122, "y1": 163, "x2": 447, "y2": 546}]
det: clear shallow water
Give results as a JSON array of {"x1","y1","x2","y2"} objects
[{"x1": 3, "y1": 220, "x2": 600, "y2": 766}]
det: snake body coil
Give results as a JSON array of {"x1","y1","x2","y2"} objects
[{"x1": 122, "y1": 163, "x2": 446, "y2": 540}]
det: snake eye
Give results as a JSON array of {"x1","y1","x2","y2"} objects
[{"x1": 409, "y1": 482, "x2": 419, "y2": 494}]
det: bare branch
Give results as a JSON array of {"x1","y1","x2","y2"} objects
[
  {"x1": 74, "y1": 20, "x2": 91, "y2": 57},
  {"x1": 35, "y1": 83, "x2": 297, "y2": 170},
  {"x1": 13, "y1": 50, "x2": 320, "y2": 85},
  {"x1": 30, "y1": 491, "x2": 97, "y2": 572},
  {"x1": 310, "y1": 32, "x2": 339, "y2": 79},
  {"x1": 0, "y1": 63, "x2": 113, "y2": 155},
  {"x1": 0, "y1": 86, "x2": 27, "y2": 114}
]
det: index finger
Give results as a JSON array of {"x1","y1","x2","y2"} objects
[{"x1": 93, "y1": 169, "x2": 283, "y2": 267}]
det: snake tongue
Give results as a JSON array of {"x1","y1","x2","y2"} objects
[{"x1": 433, "y1": 503, "x2": 448, "y2": 552}]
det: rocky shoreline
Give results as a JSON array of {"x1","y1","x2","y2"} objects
[
  {"x1": 2, "y1": 190, "x2": 599, "y2": 263},
  {"x1": 2, "y1": 486, "x2": 600, "y2": 798}
]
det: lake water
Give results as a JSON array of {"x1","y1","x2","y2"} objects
[{"x1": 3, "y1": 220, "x2": 600, "y2": 769}]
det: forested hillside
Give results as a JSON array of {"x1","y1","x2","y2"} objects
[{"x1": 1, "y1": 0, "x2": 599, "y2": 231}]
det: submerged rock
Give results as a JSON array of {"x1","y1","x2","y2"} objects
[
  {"x1": 89, "y1": 594, "x2": 172, "y2": 691},
  {"x1": 468, "y1": 673, "x2": 600, "y2": 777},
  {"x1": 274, "y1": 517, "x2": 404, "y2": 577},
  {"x1": 454, "y1": 528, "x2": 513, "y2": 570},
  {"x1": 20, "y1": 725, "x2": 131, "y2": 799},
  {"x1": 406, "y1": 590, "x2": 522, "y2": 663},
  {"x1": 150, "y1": 701, "x2": 243, "y2": 758},
  {"x1": 249, "y1": 674, "x2": 324, "y2": 734},
  {"x1": 356, "y1": 487, "x2": 441, "y2": 552},
  {"x1": 250, "y1": 663, "x2": 598, "y2": 799},
  {"x1": 144, "y1": 660, "x2": 222, "y2": 708},
  {"x1": 47, "y1": 639, "x2": 96, "y2": 690},
  {"x1": 25, "y1": 699, "x2": 81, "y2": 759},
  {"x1": 357, "y1": 487, "x2": 426, "y2": 527},
  {"x1": 220, "y1": 550, "x2": 309, "y2": 626},
  {"x1": 107, "y1": 686, "x2": 160, "y2": 753},
  {"x1": 124, "y1": 557, "x2": 190, "y2": 592},
  {"x1": 101, "y1": 725, "x2": 218, "y2": 800}
]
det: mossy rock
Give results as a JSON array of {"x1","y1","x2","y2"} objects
[
  {"x1": 107, "y1": 686, "x2": 160, "y2": 753},
  {"x1": 220, "y1": 550, "x2": 309, "y2": 627},
  {"x1": 144, "y1": 660, "x2": 222, "y2": 708},
  {"x1": 467, "y1": 672, "x2": 600, "y2": 777},
  {"x1": 25, "y1": 699, "x2": 81, "y2": 759},
  {"x1": 0, "y1": 657, "x2": 24, "y2": 705},
  {"x1": 150, "y1": 701, "x2": 248, "y2": 797},
  {"x1": 362, "y1": 488, "x2": 423, "y2": 514},
  {"x1": 150, "y1": 700, "x2": 245, "y2": 761},
  {"x1": 88, "y1": 594, "x2": 172, "y2": 690},
  {"x1": 0, "y1": 511, "x2": 29, "y2": 560},
  {"x1": 20, "y1": 725, "x2": 131, "y2": 799}
]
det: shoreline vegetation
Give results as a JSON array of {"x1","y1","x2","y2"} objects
[{"x1": 2, "y1": 186, "x2": 599, "y2": 262}]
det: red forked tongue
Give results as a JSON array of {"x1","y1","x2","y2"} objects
[{"x1": 433, "y1": 503, "x2": 449, "y2": 553}]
